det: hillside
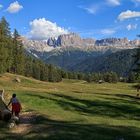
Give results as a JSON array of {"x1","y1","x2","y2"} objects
[
  {"x1": 0, "y1": 73, "x2": 140, "y2": 140},
  {"x1": 37, "y1": 48, "x2": 137, "y2": 76},
  {"x1": 70, "y1": 49, "x2": 137, "y2": 75},
  {"x1": 39, "y1": 48, "x2": 105, "y2": 70}
]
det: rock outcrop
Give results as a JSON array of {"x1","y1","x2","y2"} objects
[{"x1": 0, "y1": 90, "x2": 12, "y2": 121}]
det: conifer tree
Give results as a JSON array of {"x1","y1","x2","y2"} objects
[
  {"x1": 0, "y1": 17, "x2": 13, "y2": 73},
  {"x1": 12, "y1": 29, "x2": 25, "y2": 74},
  {"x1": 134, "y1": 48, "x2": 140, "y2": 82},
  {"x1": 32, "y1": 59, "x2": 41, "y2": 80},
  {"x1": 0, "y1": 46, "x2": 8, "y2": 73},
  {"x1": 40, "y1": 62, "x2": 49, "y2": 81},
  {"x1": 133, "y1": 35, "x2": 140, "y2": 82},
  {"x1": 24, "y1": 57, "x2": 33, "y2": 77}
]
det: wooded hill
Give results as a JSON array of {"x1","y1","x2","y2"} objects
[{"x1": 0, "y1": 17, "x2": 63, "y2": 82}]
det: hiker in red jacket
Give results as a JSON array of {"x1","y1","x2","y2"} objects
[{"x1": 7, "y1": 93, "x2": 22, "y2": 117}]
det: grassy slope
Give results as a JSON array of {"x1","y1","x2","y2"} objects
[{"x1": 0, "y1": 73, "x2": 140, "y2": 140}]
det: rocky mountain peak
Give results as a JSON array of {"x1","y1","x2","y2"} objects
[
  {"x1": 56, "y1": 33, "x2": 83, "y2": 47},
  {"x1": 47, "y1": 37, "x2": 57, "y2": 47},
  {"x1": 22, "y1": 33, "x2": 140, "y2": 53}
]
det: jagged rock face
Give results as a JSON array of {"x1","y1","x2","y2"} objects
[
  {"x1": 55, "y1": 34, "x2": 97, "y2": 49},
  {"x1": 22, "y1": 33, "x2": 140, "y2": 53},
  {"x1": 56, "y1": 33, "x2": 83, "y2": 47},
  {"x1": 95, "y1": 38, "x2": 128, "y2": 46},
  {"x1": 95, "y1": 38, "x2": 139, "y2": 48},
  {"x1": 83, "y1": 38, "x2": 96, "y2": 46},
  {"x1": 131, "y1": 40, "x2": 140, "y2": 46},
  {"x1": 47, "y1": 37, "x2": 57, "y2": 47},
  {"x1": 22, "y1": 38, "x2": 54, "y2": 52}
]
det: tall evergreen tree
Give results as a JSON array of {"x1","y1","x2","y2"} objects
[
  {"x1": 0, "y1": 46, "x2": 8, "y2": 73},
  {"x1": 0, "y1": 17, "x2": 11, "y2": 38},
  {"x1": 0, "y1": 17, "x2": 13, "y2": 73},
  {"x1": 127, "y1": 72, "x2": 136, "y2": 83},
  {"x1": 40, "y1": 62, "x2": 49, "y2": 81},
  {"x1": 24, "y1": 57, "x2": 33, "y2": 77},
  {"x1": 132, "y1": 39, "x2": 140, "y2": 90},
  {"x1": 134, "y1": 47, "x2": 140, "y2": 81},
  {"x1": 32, "y1": 59, "x2": 41, "y2": 80},
  {"x1": 48, "y1": 64, "x2": 62, "y2": 82},
  {"x1": 132, "y1": 34, "x2": 140, "y2": 82},
  {"x1": 11, "y1": 29, "x2": 25, "y2": 74}
]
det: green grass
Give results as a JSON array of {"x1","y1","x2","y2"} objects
[{"x1": 0, "y1": 73, "x2": 140, "y2": 140}]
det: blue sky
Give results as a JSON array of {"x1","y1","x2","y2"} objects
[{"x1": 0, "y1": 0, "x2": 140, "y2": 40}]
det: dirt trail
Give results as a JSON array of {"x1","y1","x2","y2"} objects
[{"x1": 10, "y1": 112, "x2": 37, "y2": 135}]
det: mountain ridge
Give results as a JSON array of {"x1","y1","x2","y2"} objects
[{"x1": 22, "y1": 33, "x2": 139, "y2": 54}]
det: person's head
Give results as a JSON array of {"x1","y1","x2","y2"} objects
[{"x1": 12, "y1": 93, "x2": 16, "y2": 98}]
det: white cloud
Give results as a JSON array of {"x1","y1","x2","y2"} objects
[
  {"x1": 80, "y1": 0, "x2": 120, "y2": 15},
  {"x1": 84, "y1": 5, "x2": 99, "y2": 14},
  {"x1": 0, "y1": 4, "x2": 3, "y2": 9},
  {"x1": 126, "y1": 24, "x2": 137, "y2": 30},
  {"x1": 107, "y1": 0, "x2": 120, "y2": 6},
  {"x1": 79, "y1": 4, "x2": 99, "y2": 15},
  {"x1": 100, "y1": 29, "x2": 116, "y2": 35},
  {"x1": 7, "y1": 1, "x2": 23, "y2": 13},
  {"x1": 29, "y1": 18, "x2": 69, "y2": 40},
  {"x1": 118, "y1": 10, "x2": 140, "y2": 21}
]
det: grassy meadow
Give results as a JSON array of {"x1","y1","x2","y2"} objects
[{"x1": 0, "y1": 73, "x2": 140, "y2": 140}]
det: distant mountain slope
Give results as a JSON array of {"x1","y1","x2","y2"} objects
[
  {"x1": 30, "y1": 48, "x2": 137, "y2": 76},
  {"x1": 43, "y1": 49, "x2": 103, "y2": 69},
  {"x1": 22, "y1": 33, "x2": 139, "y2": 75},
  {"x1": 29, "y1": 48, "x2": 100, "y2": 69},
  {"x1": 70, "y1": 49, "x2": 137, "y2": 76}
]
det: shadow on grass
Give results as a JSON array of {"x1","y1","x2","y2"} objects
[
  {"x1": 25, "y1": 93, "x2": 140, "y2": 120},
  {"x1": 0, "y1": 121, "x2": 19, "y2": 139},
  {"x1": 99, "y1": 95, "x2": 140, "y2": 105},
  {"x1": 1, "y1": 91, "x2": 140, "y2": 140},
  {"x1": 1, "y1": 115, "x2": 140, "y2": 140},
  {"x1": 115, "y1": 94, "x2": 140, "y2": 100}
]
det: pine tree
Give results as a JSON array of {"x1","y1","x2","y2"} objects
[
  {"x1": 132, "y1": 40, "x2": 140, "y2": 90},
  {"x1": 0, "y1": 46, "x2": 8, "y2": 73},
  {"x1": 32, "y1": 60, "x2": 41, "y2": 80},
  {"x1": 61, "y1": 70, "x2": 68, "y2": 79},
  {"x1": 0, "y1": 17, "x2": 11, "y2": 38},
  {"x1": 132, "y1": 34, "x2": 140, "y2": 82},
  {"x1": 111, "y1": 72, "x2": 118, "y2": 83},
  {"x1": 40, "y1": 62, "x2": 49, "y2": 81},
  {"x1": 134, "y1": 47, "x2": 140, "y2": 81},
  {"x1": 48, "y1": 64, "x2": 62, "y2": 82},
  {"x1": 127, "y1": 72, "x2": 136, "y2": 83},
  {"x1": 85, "y1": 73, "x2": 93, "y2": 83},
  {"x1": 77, "y1": 73, "x2": 84, "y2": 80},
  {"x1": 12, "y1": 29, "x2": 25, "y2": 74},
  {"x1": 0, "y1": 17, "x2": 13, "y2": 73},
  {"x1": 24, "y1": 57, "x2": 33, "y2": 77}
]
